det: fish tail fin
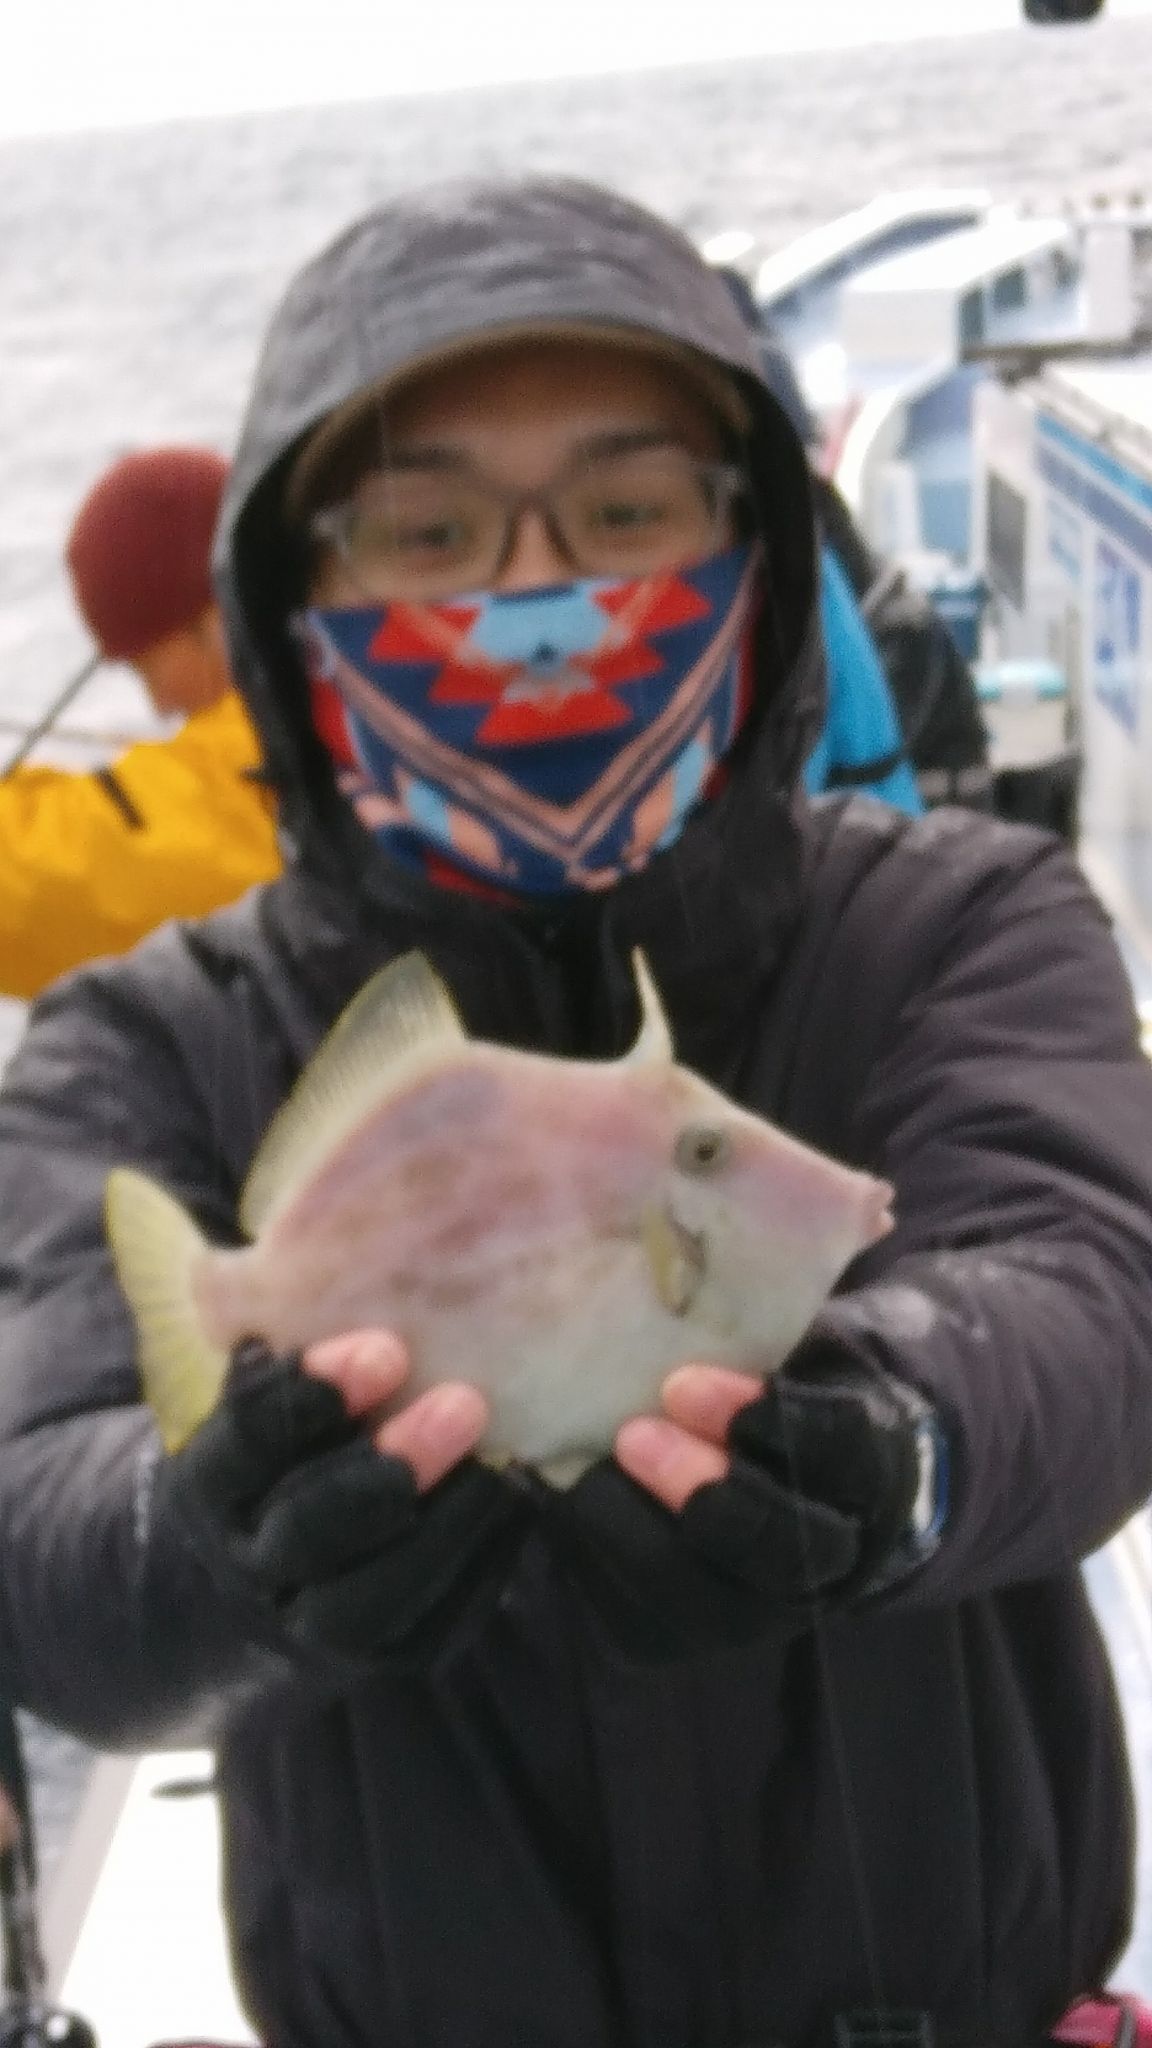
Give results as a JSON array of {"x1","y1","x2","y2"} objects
[{"x1": 105, "y1": 1168, "x2": 229, "y2": 1452}]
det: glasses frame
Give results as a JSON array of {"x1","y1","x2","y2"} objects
[{"x1": 308, "y1": 448, "x2": 748, "y2": 600}]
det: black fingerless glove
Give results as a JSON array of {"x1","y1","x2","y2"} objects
[
  {"x1": 160, "y1": 1341, "x2": 533, "y2": 1675},
  {"x1": 551, "y1": 1346, "x2": 943, "y2": 1661}
]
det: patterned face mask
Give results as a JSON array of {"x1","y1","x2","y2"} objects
[{"x1": 299, "y1": 542, "x2": 760, "y2": 896}]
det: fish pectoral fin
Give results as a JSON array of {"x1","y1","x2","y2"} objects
[
  {"x1": 479, "y1": 1445, "x2": 597, "y2": 1490},
  {"x1": 642, "y1": 1201, "x2": 707, "y2": 1318},
  {"x1": 534, "y1": 1449, "x2": 599, "y2": 1490},
  {"x1": 105, "y1": 1168, "x2": 229, "y2": 1453},
  {"x1": 240, "y1": 951, "x2": 467, "y2": 1237}
]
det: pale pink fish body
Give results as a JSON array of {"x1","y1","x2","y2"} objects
[
  {"x1": 193, "y1": 1053, "x2": 889, "y2": 1483},
  {"x1": 106, "y1": 953, "x2": 893, "y2": 1482}
]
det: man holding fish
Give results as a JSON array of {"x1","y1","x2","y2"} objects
[{"x1": 1, "y1": 176, "x2": 1152, "y2": 2048}]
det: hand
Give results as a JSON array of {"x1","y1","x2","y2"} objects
[
  {"x1": 160, "y1": 1329, "x2": 532, "y2": 1673},
  {"x1": 304, "y1": 1327, "x2": 487, "y2": 1486},
  {"x1": 612, "y1": 1363, "x2": 764, "y2": 1508},
  {"x1": 550, "y1": 1346, "x2": 938, "y2": 1660}
]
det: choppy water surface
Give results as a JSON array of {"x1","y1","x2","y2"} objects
[{"x1": 1, "y1": 16, "x2": 1151, "y2": 747}]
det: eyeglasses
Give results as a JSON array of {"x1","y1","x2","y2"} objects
[{"x1": 309, "y1": 444, "x2": 745, "y2": 602}]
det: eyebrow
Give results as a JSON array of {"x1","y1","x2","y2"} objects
[{"x1": 375, "y1": 428, "x2": 686, "y2": 474}]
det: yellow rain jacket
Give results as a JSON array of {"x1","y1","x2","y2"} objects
[{"x1": 0, "y1": 690, "x2": 282, "y2": 998}]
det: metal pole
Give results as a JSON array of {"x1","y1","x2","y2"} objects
[
  {"x1": 0, "y1": 1703, "x2": 97, "y2": 2047},
  {"x1": 0, "y1": 657, "x2": 102, "y2": 782},
  {"x1": 0, "y1": 720, "x2": 144, "y2": 753}
]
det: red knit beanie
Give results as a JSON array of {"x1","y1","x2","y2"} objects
[{"x1": 66, "y1": 447, "x2": 230, "y2": 662}]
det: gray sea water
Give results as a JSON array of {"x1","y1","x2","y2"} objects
[
  {"x1": 4, "y1": 6, "x2": 1152, "y2": 1942},
  {"x1": 2, "y1": 14, "x2": 1152, "y2": 748}
]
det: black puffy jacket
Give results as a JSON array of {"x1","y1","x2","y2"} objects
[{"x1": 2, "y1": 177, "x2": 1152, "y2": 2048}]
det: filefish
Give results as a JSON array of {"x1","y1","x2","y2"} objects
[{"x1": 106, "y1": 952, "x2": 894, "y2": 1486}]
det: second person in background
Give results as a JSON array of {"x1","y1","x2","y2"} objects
[{"x1": 0, "y1": 447, "x2": 281, "y2": 998}]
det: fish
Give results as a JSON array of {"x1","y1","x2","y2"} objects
[{"x1": 105, "y1": 950, "x2": 894, "y2": 1487}]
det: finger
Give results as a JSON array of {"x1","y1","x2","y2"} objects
[
  {"x1": 614, "y1": 1414, "x2": 729, "y2": 1512},
  {"x1": 289, "y1": 1462, "x2": 525, "y2": 1661},
  {"x1": 374, "y1": 1382, "x2": 489, "y2": 1493},
  {"x1": 303, "y1": 1329, "x2": 411, "y2": 1418},
  {"x1": 190, "y1": 1354, "x2": 355, "y2": 1509},
  {"x1": 244, "y1": 1437, "x2": 417, "y2": 1586},
  {"x1": 660, "y1": 1364, "x2": 764, "y2": 1445}
]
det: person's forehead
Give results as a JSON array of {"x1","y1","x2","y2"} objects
[
  {"x1": 288, "y1": 325, "x2": 745, "y2": 515},
  {"x1": 384, "y1": 337, "x2": 719, "y2": 442}
]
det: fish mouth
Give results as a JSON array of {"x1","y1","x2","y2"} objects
[{"x1": 868, "y1": 1179, "x2": 897, "y2": 1243}]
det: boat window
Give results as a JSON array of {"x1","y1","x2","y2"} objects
[
  {"x1": 959, "y1": 288, "x2": 986, "y2": 347},
  {"x1": 991, "y1": 265, "x2": 1029, "y2": 310},
  {"x1": 986, "y1": 471, "x2": 1029, "y2": 610}
]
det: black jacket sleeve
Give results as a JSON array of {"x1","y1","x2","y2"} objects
[
  {"x1": 811, "y1": 825, "x2": 1152, "y2": 1603},
  {"x1": 0, "y1": 957, "x2": 295, "y2": 1749}
]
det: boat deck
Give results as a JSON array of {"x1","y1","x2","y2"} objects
[
  {"x1": 47, "y1": 1752, "x2": 255, "y2": 2047},
  {"x1": 1089, "y1": 1523, "x2": 1152, "y2": 1993}
]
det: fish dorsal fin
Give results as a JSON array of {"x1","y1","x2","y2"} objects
[
  {"x1": 240, "y1": 951, "x2": 467, "y2": 1238},
  {"x1": 624, "y1": 949, "x2": 673, "y2": 1066}
]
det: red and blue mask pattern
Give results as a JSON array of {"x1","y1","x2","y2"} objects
[{"x1": 300, "y1": 542, "x2": 759, "y2": 896}]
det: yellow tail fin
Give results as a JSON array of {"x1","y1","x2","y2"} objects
[{"x1": 105, "y1": 1169, "x2": 229, "y2": 1452}]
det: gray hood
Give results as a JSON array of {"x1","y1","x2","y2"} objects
[{"x1": 214, "y1": 174, "x2": 823, "y2": 887}]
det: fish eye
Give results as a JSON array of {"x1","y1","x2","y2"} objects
[{"x1": 674, "y1": 1125, "x2": 730, "y2": 1176}]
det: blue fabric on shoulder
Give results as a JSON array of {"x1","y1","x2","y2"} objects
[{"x1": 805, "y1": 546, "x2": 923, "y2": 816}]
